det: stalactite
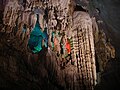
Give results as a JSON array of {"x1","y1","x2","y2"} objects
[
  {"x1": 0, "y1": 0, "x2": 116, "y2": 90},
  {"x1": 71, "y1": 11, "x2": 97, "y2": 90}
]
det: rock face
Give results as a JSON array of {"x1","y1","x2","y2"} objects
[
  {"x1": 0, "y1": 0, "x2": 116, "y2": 90},
  {"x1": 90, "y1": 0, "x2": 120, "y2": 89},
  {"x1": 91, "y1": 0, "x2": 120, "y2": 58}
]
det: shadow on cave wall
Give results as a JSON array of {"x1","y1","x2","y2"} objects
[
  {"x1": 95, "y1": 58, "x2": 120, "y2": 90},
  {"x1": 91, "y1": 0, "x2": 120, "y2": 89}
]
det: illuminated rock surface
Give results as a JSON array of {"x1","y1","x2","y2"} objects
[{"x1": 0, "y1": 0, "x2": 119, "y2": 90}]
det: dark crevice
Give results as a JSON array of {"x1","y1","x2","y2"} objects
[{"x1": 74, "y1": 5, "x2": 87, "y2": 12}]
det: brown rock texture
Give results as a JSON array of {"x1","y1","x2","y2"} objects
[{"x1": 0, "y1": 0, "x2": 116, "y2": 90}]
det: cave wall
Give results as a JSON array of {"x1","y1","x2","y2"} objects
[
  {"x1": 91, "y1": 0, "x2": 120, "y2": 58},
  {"x1": 0, "y1": 0, "x2": 116, "y2": 90}
]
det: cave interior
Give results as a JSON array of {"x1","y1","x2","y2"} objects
[{"x1": 0, "y1": 0, "x2": 120, "y2": 90}]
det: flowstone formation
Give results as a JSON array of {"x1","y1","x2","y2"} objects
[{"x1": 0, "y1": 0, "x2": 115, "y2": 90}]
